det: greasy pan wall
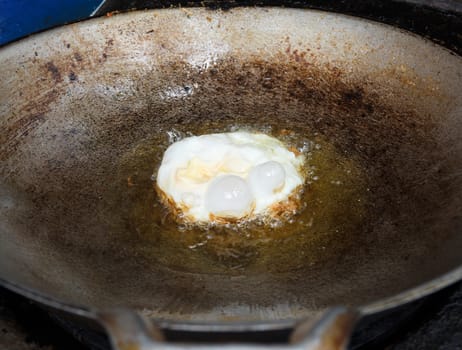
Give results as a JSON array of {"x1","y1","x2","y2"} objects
[{"x1": 0, "y1": 8, "x2": 462, "y2": 325}]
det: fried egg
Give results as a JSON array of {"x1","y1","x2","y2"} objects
[{"x1": 156, "y1": 131, "x2": 305, "y2": 223}]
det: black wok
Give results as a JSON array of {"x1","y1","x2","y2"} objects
[{"x1": 1, "y1": 5, "x2": 462, "y2": 349}]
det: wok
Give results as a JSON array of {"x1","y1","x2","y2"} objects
[{"x1": 1, "y1": 6, "x2": 462, "y2": 349}]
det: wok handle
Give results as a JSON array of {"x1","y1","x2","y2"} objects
[{"x1": 98, "y1": 307, "x2": 359, "y2": 350}]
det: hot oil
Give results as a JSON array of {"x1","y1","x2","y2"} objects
[{"x1": 117, "y1": 124, "x2": 368, "y2": 274}]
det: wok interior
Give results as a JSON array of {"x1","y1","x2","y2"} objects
[{"x1": 1, "y1": 8, "x2": 462, "y2": 322}]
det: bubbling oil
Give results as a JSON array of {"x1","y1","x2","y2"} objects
[{"x1": 117, "y1": 124, "x2": 368, "y2": 274}]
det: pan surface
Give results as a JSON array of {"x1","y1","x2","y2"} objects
[{"x1": 1, "y1": 7, "x2": 462, "y2": 327}]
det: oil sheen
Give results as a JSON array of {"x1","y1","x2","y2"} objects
[{"x1": 116, "y1": 125, "x2": 368, "y2": 274}]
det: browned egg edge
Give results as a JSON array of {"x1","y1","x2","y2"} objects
[{"x1": 154, "y1": 183, "x2": 306, "y2": 226}]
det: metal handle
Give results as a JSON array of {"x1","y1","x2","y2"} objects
[{"x1": 98, "y1": 307, "x2": 359, "y2": 350}]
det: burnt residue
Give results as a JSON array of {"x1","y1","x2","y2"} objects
[
  {"x1": 0, "y1": 114, "x2": 46, "y2": 159},
  {"x1": 68, "y1": 71, "x2": 78, "y2": 81},
  {"x1": 339, "y1": 87, "x2": 375, "y2": 114},
  {"x1": 45, "y1": 61, "x2": 62, "y2": 82},
  {"x1": 291, "y1": 49, "x2": 308, "y2": 63},
  {"x1": 0, "y1": 59, "x2": 65, "y2": 159},
  {"x1": 10, "y1": 114, "x2": 45, "y2": 138},
  {"x1": 73, "y1": 52, "x2": 83, "y2": 62},
  {"x1": 100, "y1": 39, "x2": 115, "y2": 62},
  {"x1": 341, "y1": 87, "x2": 364, "y2": 105}
]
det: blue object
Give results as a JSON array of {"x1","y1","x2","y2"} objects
[{"x1": 0, "y1": 0, "x2": 104, "y2": 46}]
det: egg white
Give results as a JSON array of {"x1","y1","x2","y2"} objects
[{"x1": 156, "y1": 131, "x2": 305, "y2": 223}]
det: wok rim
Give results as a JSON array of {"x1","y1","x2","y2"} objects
[{"x1": 2, "y1": 263, "x2": 462, "y2": 331}]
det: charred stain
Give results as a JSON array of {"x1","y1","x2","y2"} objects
[
  {"x1": 100, "y1": 39, "x2": 115, "y2": 62},
  {"x1": 68, "y1": 71, "x2": 78, "y2": 81},
  {"x1": 19, "y1": 114, "x2": 45, "y2": 131},
  {"x1": 364, "y1": 103, "x2": 374, "y2": 114},
  {"x1": 45, "y1": 61, "x2": 62, "y2": 82},
  {"x1": 73, "y1": 52, "x2": 83, "y2": 62},
  {"x1": 2, "y1": 114, "x2": 46, "y2": 149},
  {"x1": 1, "y1": 78, "x2": 61, "y2": 160},
  {"x1": 292, "y1": 49, "x2": 308, "y2": 63},
  {"x1": 342, "y1": 88, "x2": 365, "y2": 105},
  {"x1": 288, "y1": 77, "x2": 324, "y2": 101},
  {"x1": 339, "y1": 87, "x2": 374, "y2": 114}
]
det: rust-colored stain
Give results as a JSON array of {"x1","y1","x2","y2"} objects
[
  {"x1": 45, "y1": 61, "x2": 62, "y2": 82},
  {"x1": 100, "y1": 38, "x2": 115, "y2": 62},
  {"x1": 292, "y1": 49, "x2": 308, "y2": 63},
  {"x1": 73, "y1": 52, "x2": 83, "y2": 62}
]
